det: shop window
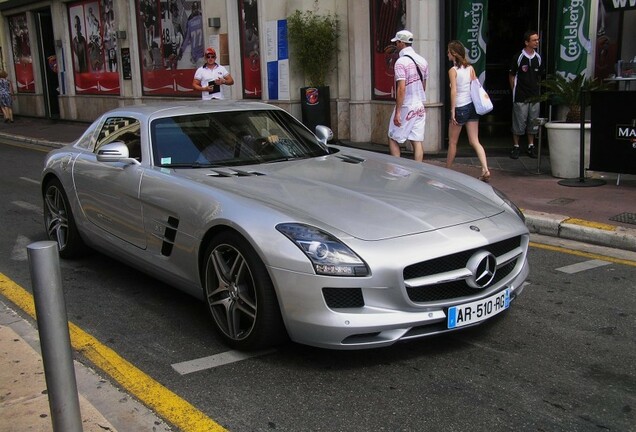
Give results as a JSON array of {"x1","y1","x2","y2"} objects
[
  {"x1": 238, "y1": 0, "x2": 262, "y2": 99},
  {"x1": 370, "y1": 0, "x2": 406, "y2": 101},
  {"x1": 135, "y1": 0, "x2": 204, "y2": 97},
  {"x1": 8, "y1": 13, "x2": 35, "y2": 94},
  {"x1": 67, "y1": 0, "x2": 120, "y2": 95}
]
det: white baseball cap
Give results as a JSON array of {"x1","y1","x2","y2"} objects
[{"x1": 391, "y1": 30, "x2": 414, "y2": 43}]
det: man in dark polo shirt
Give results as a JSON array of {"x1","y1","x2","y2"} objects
[{"x1": 509, "y1": 30, "x2": 544, "y2": 159}]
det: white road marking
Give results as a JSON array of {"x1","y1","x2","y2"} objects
[
  {"x1": 12, "y1": 201, "x2": 42, "y2": 214},
  {"x1": 11, "y1": 235, "x2": 32, "y2": 261},
  {"x1": 20, "y1": 177, "x2": 40, "y2": 185},
  {"x1": 171, "y1": 349, "x2": 276, "y2": 375},
  {"x1": 556, "y1": 259, "x2": 611, "y2": 274}
]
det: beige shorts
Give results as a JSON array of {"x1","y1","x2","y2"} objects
[{"x1": 388, "y1": 104, "x2": 426, "y2": 144}]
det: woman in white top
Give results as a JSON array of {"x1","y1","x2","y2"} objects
[{"x1": 446, "y1": 40, "x2": 490, "y2": 182}]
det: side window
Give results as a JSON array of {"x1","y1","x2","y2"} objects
[{"x1": 95, "y1": 117, "x2": 142, "y2": 160}]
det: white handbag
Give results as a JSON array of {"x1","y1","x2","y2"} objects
[{"x1": 469, "y1": 67, "x2": 493, "y2": 115}]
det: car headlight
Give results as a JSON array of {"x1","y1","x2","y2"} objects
[
  {"x1": 493, "y1": 188, "x2": 525, "y2": 222},
  {"x1": 276, "y1": 223, "x2": 369, "y2": 277}
]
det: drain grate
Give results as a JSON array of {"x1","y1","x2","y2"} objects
[
  {"x1": 548, "y1": 198, "x2": 575, "y2": 205},
  {"x1": 609, "y1": 212, "x2": 636, "y2": 225}
]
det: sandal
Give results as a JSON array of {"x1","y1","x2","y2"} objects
[{"x1": 479, "y1": 171, "x2": 491, "y2": 183}]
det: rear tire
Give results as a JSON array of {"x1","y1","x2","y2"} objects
[
  {"x1": 43, "y1": 178, "x2": 87, "y2": 259},
  {"x1": 203, "y1": 232, "x2": 287, "y2": 350}
]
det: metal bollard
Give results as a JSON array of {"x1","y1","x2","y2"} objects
[
  {"x1": 27, "y1": 241, "x2": 83, "y2": 432},
  {"x1": 532, "y1": 117, "x2": 548, "y2": 174}
]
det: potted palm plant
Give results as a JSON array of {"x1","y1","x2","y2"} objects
[
  {"x1": 287, "y1": 5, "x2": 339, "y2": 132},
  {"x1": 533, "y1": 74, "x2": 609, "y2": 178}
]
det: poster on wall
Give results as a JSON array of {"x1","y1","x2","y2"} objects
[
  {"x1": 266, "y1": 19, "x2": 289, "y2": 100},
  {"x1": 371, "y1": 0, "x2": 406, "y2": 100},
  {"x1": 136, "y1": 0, "x2": 209, "y2": 96},
  {"x1": 238, "y1": 0, "x2": 262, "y2": 98},
  {"x1": 68, "y1": 0, "x2": 120, "y2": 95},
  {"x1": 8, "y1": 14, "x2": 35, "y2": 93},
  {"x1": 602, "y1": 0, "x2": 636, "y2": 11},
  {"x1": 594, "y1": 0, "x2": 621, "y2": 80}
]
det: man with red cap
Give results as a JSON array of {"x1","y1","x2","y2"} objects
[{"x1": 192, "y1": 47, "x2": 234, "y2": 100}]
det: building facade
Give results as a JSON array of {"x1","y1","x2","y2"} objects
[{"x1": 0, "y1": 0, "x2": 634, "y2": 151}]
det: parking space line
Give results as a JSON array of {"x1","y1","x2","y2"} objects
[
  {"x1": 530, "y1": 241, "x2": 636, "y2": 267},
  {"x1": 556, "y1": 259, "x2": 611, "y2": 274},
  {"x1": 0, "y1": 272, "x2": 228, "y2": 432},
  {"x1": 172, "y1": 349, "x2": 276, "y2": 375},
  {"x1": 20, "y1": 177, "x2": 40, "y2": 185},
  {"x1": 12, "y1": 200, "x2": 42, "y2": 214},
  {"x1": 11, "y1": 235, "x2": 32, "y2": 261}
]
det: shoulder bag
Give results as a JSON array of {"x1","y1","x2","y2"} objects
[{"x1": 469, "y1": 66, "x2": 493, "y2": 115}]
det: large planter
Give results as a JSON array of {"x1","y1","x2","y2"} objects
[
  {"x1": 300, "y1": 86, "x2": 331, "y2": 134},
  {"x1": 545, "y1": 121, "x2": 591, "y2": 179}
]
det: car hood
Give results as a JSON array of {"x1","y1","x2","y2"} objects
[{"x1": 180, "y1": 152, "x2": 504, "y2": 240}]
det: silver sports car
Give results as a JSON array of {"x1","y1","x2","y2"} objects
[{"x1": 42, "y1": 101, "x2": 529, "y2": 350}]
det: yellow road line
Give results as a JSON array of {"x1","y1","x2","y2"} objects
[
  {"x1": 563, "y1": 218, "x2": 617, "y2": 231},
  {"x1": 0, "y1": 273, "x2": 227, "y2": 432},
  {"x1": 529, "y1": 242, "x2": 636, "y2": 267}
]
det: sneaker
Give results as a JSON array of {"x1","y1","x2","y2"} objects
[
  {"x1": 527, "y1": 145, "x2": 537, "y2": 158},
  {"x1": 510, "y1": 146, "x2": 520, "y2": 159}
]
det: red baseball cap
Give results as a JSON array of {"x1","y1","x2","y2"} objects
[{"x1": 205, "y1": 47, "x2": 216, "y2": 56}]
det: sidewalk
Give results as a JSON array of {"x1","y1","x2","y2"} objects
[
  {"x1": 1, "y1": 115, "x2": 635, "y2": 431},
  {"x1": 0, "y1": 301, "x2": 171, "y2": 432}
]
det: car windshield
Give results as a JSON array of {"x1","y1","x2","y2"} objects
[{"x1": 151, "y1": 109, "x2": 330, "y2": 167}]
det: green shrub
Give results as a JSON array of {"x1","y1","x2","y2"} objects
[{"x1": 287, "y1": 6, "x2": 339, "y2": 87}]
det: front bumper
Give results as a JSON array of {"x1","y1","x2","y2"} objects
[{"x1": 267, "y1": 220, "x2": 530, "y2": 350}]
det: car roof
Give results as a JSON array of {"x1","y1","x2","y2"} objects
[{"x1": 101, "y1": 100, "x2": 284, "y2": 121}]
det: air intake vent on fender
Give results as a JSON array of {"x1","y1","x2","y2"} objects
[{"x1": 161, "y1": 216, "x2": 179, "y2": 256}]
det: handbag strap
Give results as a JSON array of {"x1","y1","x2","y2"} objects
[{"x1": 404, "y1": 55, "x2": 424, "y2": 87}]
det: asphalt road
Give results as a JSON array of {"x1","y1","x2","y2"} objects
[{"x1": 1, "y1": 141, "x2": 635, "y2": 432}]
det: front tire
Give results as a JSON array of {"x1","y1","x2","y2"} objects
[
  {"x1": 43, "y1": 178, "x2": 86, "y2": 259},
  {"x1": 203, "y1": 232, "x2": 286, "y2": 350}
]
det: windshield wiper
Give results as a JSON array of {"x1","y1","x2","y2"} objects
[
  {"x1": 263, "y1": 156, "x2": 306, "y2": 163},
  {"x1": 159, "y1": 162, "x2": 223, "y2": 168}
]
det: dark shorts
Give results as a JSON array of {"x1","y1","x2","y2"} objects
[{"x1": 454, "y1": 103, "x2": 479, "y2": 125}]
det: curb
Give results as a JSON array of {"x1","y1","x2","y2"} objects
[
  {"x1": 0, "y1": 131, "x2": 67, "y2": 149},
  {"x1": 524, "y1": 210, "x2": 636, "y2": 252}
]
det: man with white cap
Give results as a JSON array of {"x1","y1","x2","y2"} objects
[{"x1": 387, "y1": 29, "x2": 429, "y2": 162}]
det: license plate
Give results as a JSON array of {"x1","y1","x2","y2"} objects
[{"x1": 447, "y1": 289, "x2": 510, "y2": 329}]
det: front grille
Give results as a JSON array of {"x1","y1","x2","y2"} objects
[
  {"x1": 323, "y1": 287, "x2": 364, "y2": 308},
  {"x1": 404, "y1": 237, "x2": 522, "y2": 303},
  {"x1": 406, "y1": 259, "x2": 516, "y2": 302},
  {"x1": 404, "y1": 237, "x2": 520, "y2": 280}
]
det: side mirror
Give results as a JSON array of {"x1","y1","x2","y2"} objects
[
  {"x1": 314, "y1": 125, "x2": 333, "y2": 145},
  {"x1": 97, "y1": 142, "x2": 140, "y2": 165}
]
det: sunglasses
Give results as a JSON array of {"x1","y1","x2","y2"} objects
[{"x1": 206, "y1": 54, "x2": 216, "y2": 59}]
